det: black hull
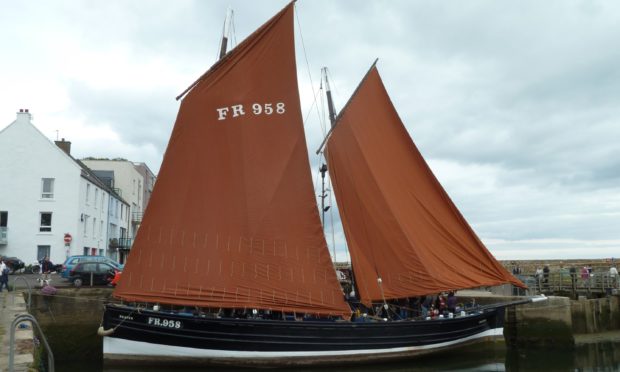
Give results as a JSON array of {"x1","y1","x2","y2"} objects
[{"x1": 102, "y1": 304, "x2": 505, "y2": 367}]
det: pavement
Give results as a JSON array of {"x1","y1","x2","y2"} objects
[{"x1": 8, "y1": 273, "x2": 72, "y2": 291}]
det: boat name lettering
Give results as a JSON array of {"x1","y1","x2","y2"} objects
[
  {"x1": 118, "y1": 314, "x2": 134, "y2": 321},
  {"x1": 216, "y1": 102, "x2": 286, "y2": 120},
  {"x1": 147, "y1": 317, "x2": 182, "y2": 329}
]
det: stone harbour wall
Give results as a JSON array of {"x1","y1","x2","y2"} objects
[
  {"x1": 571, "y1": 296, "x2": 620, "y2": 334},
  {"x1": 28, "y1": 288, "x2": 113, "y2": 362},
  {"x1": 503, "y1": 295, "x2": 620, "y2": 347}
]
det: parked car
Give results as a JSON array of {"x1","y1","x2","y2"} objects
[
  {"x1": 68, "y1": 261, "x2": 119, "y2": 287},
  {"x1": 2, "y1": 257, "x2": 25, "y2": 274},
  {"x1": 61, "y1": 255, "x2": 124, "y2": 279}
]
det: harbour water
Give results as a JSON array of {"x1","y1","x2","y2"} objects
[{"x1": 54, "y1": 339, "x2": 620, "y2": 371}]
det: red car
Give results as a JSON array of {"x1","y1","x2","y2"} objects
[{"x1": 110, "y1": 271, "x2": 122, "y2": 287}]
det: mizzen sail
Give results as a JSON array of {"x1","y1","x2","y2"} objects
[
  {"x1": 114, "y1": 3, "x2": 351, "y2": 318},
  {"x1": 326, "y1": 66, "x2": 524, "y2": 305}
]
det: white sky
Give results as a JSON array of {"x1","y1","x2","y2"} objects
[{"x1": 1, "y1": 0, "x2": 618, "y2": 261}]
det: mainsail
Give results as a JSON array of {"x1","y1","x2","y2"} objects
[
  {"x1": 114, "y1": 3, "x2": 351, "y2": 318},
  {"x1": 326, "y1": 66, "x2": 525, "y2": 305}
]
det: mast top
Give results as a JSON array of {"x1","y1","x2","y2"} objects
[{"x1": 316, "y1": 58, "x2": 379, "y2": 154}]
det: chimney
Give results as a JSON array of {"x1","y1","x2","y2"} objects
[
  {"x1": 55, "y1": 138, "x2": 72, "y2": 155},
  {"x1": 16, "y1": 108, "x2": 33, "y2": 122}
]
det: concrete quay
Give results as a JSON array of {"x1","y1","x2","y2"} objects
[
  {"x1": 504, "y1": 295, "x2": 620, "y2": 347},
  {"x1": 1, "y1": 273, "x2": 73, "y2": 372},
  {"x1": 0, "y1": 290, "x2": 34, "y2": 372}
]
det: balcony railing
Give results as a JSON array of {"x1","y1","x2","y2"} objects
[
  {"x1": 119, "y1": 238, "x2": 132, "y2": 249},
  {"x1": 109, "y1": 237, "x2": 132, "y2": 249},
  {"x1": 132, "y1": 212, "x2": 143, "y2": 224},
  {"x1": 0, "y1": 227, "x2": 7, "y2": 245}
]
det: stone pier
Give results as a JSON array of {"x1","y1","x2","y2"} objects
[{"x1": 504, "y1": 295, "x2": 620, "y2": 347}]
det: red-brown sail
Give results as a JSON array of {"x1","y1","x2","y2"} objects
[
  {"x1": 114, "y1": 3, "x2": 351, "y2": 318},
  {"x1": 326, "y1": 66, "x2": 524, "y2": 305}
]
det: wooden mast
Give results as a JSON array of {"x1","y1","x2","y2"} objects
[
  {"x1": 316, "y1": 59, "x2": 379, "y2": 154},
  {"x1": 322, "y1": 67, "x2": 337, "y2": 128},
  {"x1": 218, "y1": 8, "x2": 234, "y2": 59}
]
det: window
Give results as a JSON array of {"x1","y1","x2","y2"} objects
[
  {"x1": 37, "y1": 245, "x2": 51, "y2": 260},
  {"x1": 0, "y1": 211, "x2": 7, "y2": 227},
  {"x1": 83, "y1": 215, "x2": 89, "y2": 236},
  {"x1": 39, "y1": 212, "x2": 52, "y2": 232},
  {"x1": 86, "y1": 184, "x2": 91, "y2": 204},
  {"x1": 82, "y1": 262, "x2": 97, "y2": 272},
  {"x1": 101, "y1": 194, "x2": 105, "y2": 210},
  {"x1": 100, "y1": 220, "x2": 104, "y2": 238},
  {"x1": 0, "y1": 211, "x2": 7, "y2": 242},
  {"x1": 95, "y1": 189, "x2": 99, "y2": 208},
  {"x1": 41, "y1": 178, "x2": 55, "y2": 199},
  {"x1": 93, "y1": 217, "x2": 97, "y2": 236},
  {"x1": 83, "y1": 247, "x2": 89, "y2": 255}
]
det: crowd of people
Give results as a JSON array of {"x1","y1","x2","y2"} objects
[
  {"x1": 529, "y1": 263, "x2": 619, "y2": 290},
  {"x1": 347, "y1": 291, "x2": 463, "y2": 322}
]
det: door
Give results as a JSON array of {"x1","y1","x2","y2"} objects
[{"x1": 37, "y1": 245, "x2": 51, "y2": 261}]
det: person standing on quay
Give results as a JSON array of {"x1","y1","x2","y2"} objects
[
  {"x1": 0, "y1": 257, "x2": 9, "y2": 292},
  {"x1": 570, "y1": 266, "x2": 577, "y2": 292},
  {"x1": 580, "y1": 266, "x2": 590, "y2": 287},
  {"x1": 610, "y1": 266, "x2": 618, "y2": 288}
]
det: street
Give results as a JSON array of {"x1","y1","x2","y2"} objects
[{"x1": 8, "y1": 272, "x2": 102, "y2": 290}]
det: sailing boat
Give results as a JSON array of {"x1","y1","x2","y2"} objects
[{"x1": 101, "y1": 2, "x2": 538, "y2": 366}]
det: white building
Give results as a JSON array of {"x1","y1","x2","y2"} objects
[
  {"x1": 81, "y1": 159, "x2": 154, "y2": 246},
  {"x1": 133, "y1": 162, "x2": 156, "y2": 214},
  {"x1": 0, "y1": 110, "x2": 130, "y2": 265}
]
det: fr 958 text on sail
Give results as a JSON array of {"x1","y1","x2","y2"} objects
[{"x1": 216, "y1": 102, "x2": 286, "y2": 121}]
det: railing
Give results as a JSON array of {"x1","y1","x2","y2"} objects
[
  {"x1": 9, "y1": 314, "x2": 54, "y2": 372},
  {"x1": 109, "y1": 237, "x2": 132, "y2": 249},
  {"x1": 524, "y1": 271, "x2": 619, "y2": 296},
  {"x1": 11, "y1": 276, "x2": 32, "y2": 312},
  {"x1": 118, "y1": 237, "x2": 132, "y2": 249},
  {"x1": 131, "y1": 211, "x2": 143, "y2": 223},
  {"x1": 0, "y1": 226, "x2": 7, "y2": 244}
]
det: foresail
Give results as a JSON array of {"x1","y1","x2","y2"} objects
[
  {"x1": 326, "y1": 66, "x2": 525, "y2": 305},
  {"x1": 114, "y1": 3, "x2": 351, "y2": 318}
]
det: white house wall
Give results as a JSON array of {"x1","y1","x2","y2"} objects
[
  {"x1": 79, "y1": 177, "x2": 105, "y2": 256},
  {"x1": 0, "y1": 112, "x2": 82, "y2": 264},
  {"x1": 81, "y1": 160, "x2": 143, "y2": 238},
  {"x1": 0, "y1": 111, "x2": 129, "y2": 265}
]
